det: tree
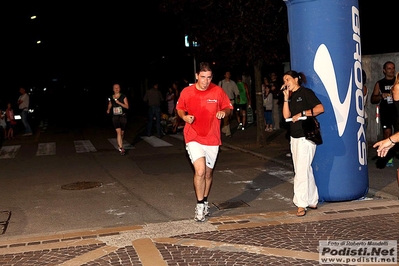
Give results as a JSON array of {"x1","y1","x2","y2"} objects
[{"x1": 160, "y1": 0, "x2": 289, "y2": 146}]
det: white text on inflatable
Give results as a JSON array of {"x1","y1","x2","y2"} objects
[{"x1": 352, "y1": 6, "x2": 367, "y2": 166}]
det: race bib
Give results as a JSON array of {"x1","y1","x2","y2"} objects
[{"x1": 113, "y1": 106, "x2": 123, "y2": 115}]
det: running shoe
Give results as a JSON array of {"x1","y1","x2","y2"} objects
[
  {"x1": 204, "y1": 201, "x2": 210, "y2": 216},
  {"x1": 194, "y1": 203, "x2": 205, "y2": 222},
  {"x1": 237, "y1": 123, "x2": 243, "y2": 130}
]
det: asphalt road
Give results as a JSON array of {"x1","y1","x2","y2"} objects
[{"x1": 0, "y1": 117, "x2": 298, "y2": 238}]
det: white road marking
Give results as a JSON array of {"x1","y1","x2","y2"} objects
[
  {"x1": 74, "y1": 140, "x2": 97, "y2": 153},
  {"x1": 108, "y1": 139, "x2": 135, "y2": 150},
  {"x1": 36, "y1": 142, "x2": 56, "y2": 156},
  {"x1": 0, "y1": 145, "x2": 21, "y2": 159},
  {"x1": 140, "y1": 136, "x2": 172, "y2": 147}
]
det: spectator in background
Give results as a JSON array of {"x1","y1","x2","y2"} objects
[
  {"x1": 281, "y1": 70, "x2": 324, "y2": 217},
  {"x1": 373, "y1": 121, "x2": 399, "y2": 189},
  {"x1": 172, "y1": 81, "x2": 180, "y2": 111},
  {"x1": 392, "y1": 71, "x2": 399, "y2": 129},
  {"x1": 5, "y1": 102, "x2": 16, "y2": 139},
  {"x1": 235, "y1": 76, "x2": 251, "y2": 130},
  {"x1": 17, "y1": 87, "x2": 33, "y2": 136},
  {"x1": 362, "y1": 69, "x2": 369, "y2": 130},
  {"x1": 263, "y1": 80, "x2": 274, "y2": 132},
  {"x1": 389, "y1": 71, "x2": 399, "y2": 164},
  {"x1": 218, "y1": 71, "x2": 239, "y2": 137},
  {"x1": 143, "y1": 82, "x2": 164, "y2": 138},
  {"x1": 0, "y1": 108, "x2": 6, "y2": 139},
  {"x1": 371, "y1": 61, "x2": 396, "y2": 167},
  {"x1": 165, "y1": 86, "x2": 176, "y2": 117},
  {"x1": 269, "y1": 72, "x2": 283, "y2": 130},
  {"x1": 171, "y1": 81, "x2": 183, "y2": 133},
  {"x1": 262, "y1": 77, "x2": 274, "y2": 132}
]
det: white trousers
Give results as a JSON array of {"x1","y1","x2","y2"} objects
[{"x1": 290, "y1": 137, "x2": 319, "y2": 208}]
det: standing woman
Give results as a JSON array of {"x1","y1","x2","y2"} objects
[
  {"x1": 165, "y1": 86, "x2": 176, "y2": 117},
  {"x1": 391, "y1": 71, "x2": 399, "y2": 132},
  {"x1": 391, "y1": 71, "x2": 399, "y2": 188},
  {"x1": 263, "y1": 82, "x2": 273, "y2": 132},
  {"x1": 281, "y1": 70, "x2": 324, "y2": 217},
  {"x1": 106, "y1": 83, "x2": 129, "y2": 155},
  {"x1": 5, "y1": 102, "x2": 16, "y2": 139},
  {"x1": 362, "y1": 70, "x2": 369, "y2": 130},
  {"x1": 375, "y1": 71, "x2": 399, "y2": 189}
]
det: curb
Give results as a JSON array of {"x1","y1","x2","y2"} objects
[{"x1": 222, "y1": 142, "x2": 399, "y2": 201}]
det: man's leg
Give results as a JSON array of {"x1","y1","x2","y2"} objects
[
  {"x1": 155, "y1": 106, "x2": 162, "y2": 137},
  {"x1": 203, "y1": 165, "x2": 213, "y2": 200},
  {"x1": 242, "y1": 110, "x2": 247, "y2": 128},
  {"x1": 235, "y1": 105, "x2": 241, "y2": 126},
  {"x1": 192, "y1": 157, "x2": 207, "y2": 222},
  {"x1": 188, "y1": 143, "x2": 218, "y2": 221},
  {"x1": 21, "y1": 110, "x2": 32, "y2": 134},
  {"x1": 146, "y1": 108, "x2": 153, "y2": 136},
  {"x1": 193, "y1": 157, "x2": 207, "y2": 201}
]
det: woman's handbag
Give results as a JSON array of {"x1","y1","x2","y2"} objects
[{"x1": 302, "y1": 109, "x2": 323, "y2": 145}]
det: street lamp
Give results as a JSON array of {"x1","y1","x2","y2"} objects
[{"x1": 184, "y1": 35, "x2": 199, "y2": 82}]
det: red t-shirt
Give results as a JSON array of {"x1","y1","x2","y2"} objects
[{"x1": 176, "y1": 83, "x2": 233, "y2": 145}]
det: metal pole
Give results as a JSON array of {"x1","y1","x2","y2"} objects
[{"x1": 193, "y1": 55, "x2": 196, "y2": 82}]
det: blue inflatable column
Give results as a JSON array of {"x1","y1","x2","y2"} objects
[{"x1": 284, "y1": 0, "x2": 368, "y2": 201}]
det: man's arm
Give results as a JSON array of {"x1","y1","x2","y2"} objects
[
  {"x1": 216, "y1": 108, "x2": 230, "y2": 120},
  {"x1": 177, "y1": 109, "x2": 186, "y2": 120},
  {"x1": 370, "y1": 82, "x2": 382, "y2": 104}
]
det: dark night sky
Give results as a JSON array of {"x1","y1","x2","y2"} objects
[
  {"x1": 1, "y1": 1, "x2": 396, "y2": 90},
  {"x1": 3, "y1": 2, "x2": 184, "y2": 86}
]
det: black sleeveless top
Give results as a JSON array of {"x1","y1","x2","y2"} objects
[
  {"x1": 378, "y1": 78, "x2": 395, "y2": 111},
  {"x1": 110, "y1": 93, "x2": 127, "y2": 115}
]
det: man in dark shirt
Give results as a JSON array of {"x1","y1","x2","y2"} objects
[
  {"x1": 371, "y1": 61, "x2": 396, "y2": 166},
  {"x1": 143, "y1": 82, "x2": 164, "y2": 138},
  {"x1": 270, "y1": 72, "x2": 283, "y2": 130}
]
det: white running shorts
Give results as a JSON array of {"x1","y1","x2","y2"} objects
[{"x1": 186, "y1": 141, "x2": 219, "y2": 169}]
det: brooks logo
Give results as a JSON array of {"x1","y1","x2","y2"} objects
[{"x1": 313, "y1": 6, "x2": 367, "y2": 166}]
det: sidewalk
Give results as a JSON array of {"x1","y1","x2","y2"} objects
[
  {"x1": 221, "y1": 120, "x2": 399, "y2": 200},
  {"x1": 0, "y1": 119, "x2": 398, "y2": 265}
]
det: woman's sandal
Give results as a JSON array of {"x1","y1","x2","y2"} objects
[{"x1": 296, "y1": 207, "x2": 306, "y2": 217}]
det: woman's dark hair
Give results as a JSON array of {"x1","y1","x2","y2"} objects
[{"x1": 283, "y1": 70, "x2": 307, "y2": 85}]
